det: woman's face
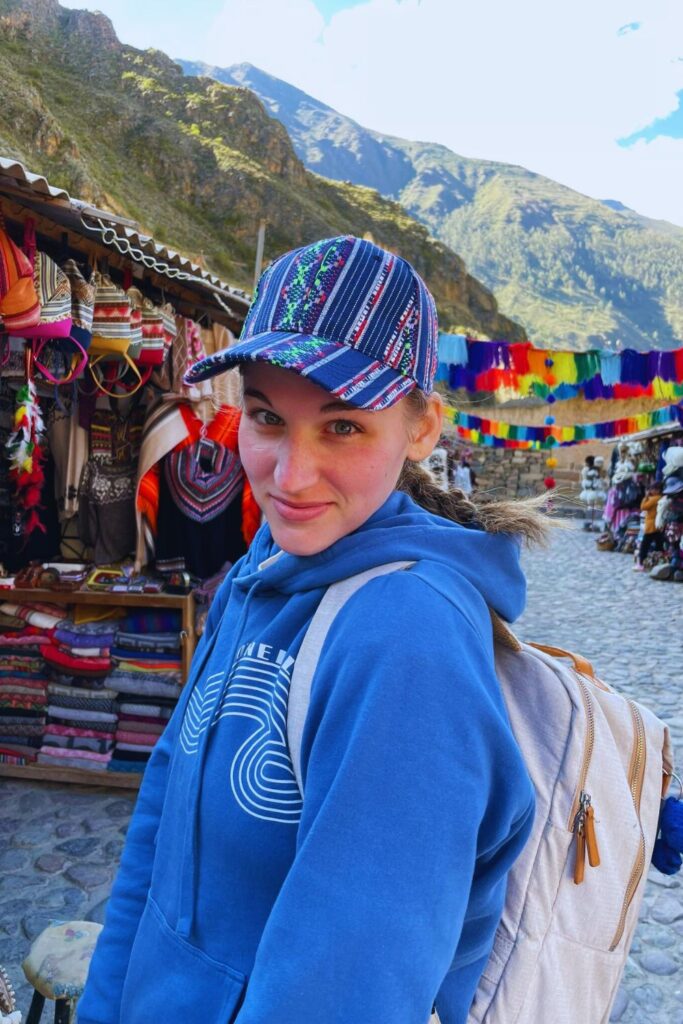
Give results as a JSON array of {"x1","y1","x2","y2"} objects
[{"x1": 239, "y1": 363, "x2": 441, "y2": 556}]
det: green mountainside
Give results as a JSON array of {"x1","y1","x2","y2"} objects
[
  {"x1": 182, "y1": 62, "x2": 683, "y2": 350},
  {"x1": 0, "y1": 0, "x2": 526, "y2": 341}
]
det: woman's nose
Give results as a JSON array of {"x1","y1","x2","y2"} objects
[{"x1": 273, "y1": 436, "x2": 320, "y2": 494}]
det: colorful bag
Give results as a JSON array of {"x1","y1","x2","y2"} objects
[
  {"x1": 287, "y1": 563, "x2": 675, "y2": 1024},
  {"x1": 0, "y1": 212, "x2": 40, "y2": 333},
  {"x1": 89, "y1": 274, "x2": 147, "y2": 396},
  {"x1": 62, "y1": 259, "x2": 95, "y2": 350},
  {"x1": 23, "y1": 250, "x2": 88, "y2": 384}
]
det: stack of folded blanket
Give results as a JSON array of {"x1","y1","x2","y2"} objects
[
  {"x1": 108, "y1": 612, "x2": 183, "y2": 773},
  {"x1": 37, "y1": 619, "x2": 119, "y2": 772},
  {"x1": 0, "y1": 602, "x2": 66, "y2": 765}
]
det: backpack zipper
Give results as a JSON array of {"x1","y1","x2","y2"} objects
[
  {"x1": 569, "y1": 676, "x2": 600, "y2": 884},
  {"x1": 609, "y1": 700, "x2": 647, "y2": 950}
]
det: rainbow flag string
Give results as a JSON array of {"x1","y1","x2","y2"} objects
[
  {"x1": 442, "y1": 402, "x2": 683, "y2": 449},
  {"x1": 436, "y1": 335, "x2": 683, "y2": 402}
]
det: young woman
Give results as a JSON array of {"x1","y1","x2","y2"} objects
[{"x1": 78, "y1": 235, "x2": 539, "y2": 1024}]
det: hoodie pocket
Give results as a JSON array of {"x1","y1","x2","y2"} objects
[{"x1": 120, "y1": 895, "x2": 246, "y2": 1024}]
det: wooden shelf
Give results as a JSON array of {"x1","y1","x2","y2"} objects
[
  {"x1": 0, "y1": 762, "x2": 142, "y2": 789},
  {"x1": 0, "y1": 586, "x2": 196, "y2": 790}
]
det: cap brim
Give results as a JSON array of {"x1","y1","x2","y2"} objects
[{"x1": 183, "y1": 331, "x2": 416, "y2": 410}]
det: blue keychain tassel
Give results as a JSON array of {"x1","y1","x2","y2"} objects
[{"x1": 651, "y1": 796, "x2": 683, "y2": 875}]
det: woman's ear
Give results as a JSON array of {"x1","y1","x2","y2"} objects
[{"x1": 406, "y1": 392, "x2": 444, "y2": 462}]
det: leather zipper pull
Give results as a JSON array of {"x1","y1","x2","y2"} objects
[
  {"x1": 585, "y1": 803, "x2": 601, "y2": 868},
  {"x1": 574, "y1": 821, "x2": 586, "y2": 884}
]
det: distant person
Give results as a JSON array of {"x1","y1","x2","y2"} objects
[
  {"x1": 453, "y1": 455, "x2": 474, "y2": 495},
  {"x1": 634, "y1": 482, "x2": 665, "y2": 572}
]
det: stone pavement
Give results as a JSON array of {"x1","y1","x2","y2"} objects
[{"x1": 0, "y1": 522, "x2": 681, "y2": 1021}]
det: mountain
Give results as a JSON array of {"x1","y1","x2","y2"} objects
[
  {"x1": 178, "y1": 61, "x2": 683, "y2": 350},
  {"x1": 0, "y1": 1, "x2": 525, "y2": 342}
]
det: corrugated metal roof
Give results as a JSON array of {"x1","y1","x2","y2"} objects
[{"x1": 0, "y1": 156, "x2": 251, "y2": 315}]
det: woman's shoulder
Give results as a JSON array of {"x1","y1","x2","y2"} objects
[{"x1": 331, "y1": 559, "x2": 492, "y2": 653}]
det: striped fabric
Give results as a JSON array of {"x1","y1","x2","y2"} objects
[
  {"x1": 63, "y1": 259, "x2": 95, "y2": 345},
  {"x1": 27, "y1": 253, "x2": 72, "y2": 331},
  {"x1": 185, "y1": 235, "x2": 439, "y2": 410},
  {"x1": 91, "y1": 273, "x2": 133, "y2": 342}
]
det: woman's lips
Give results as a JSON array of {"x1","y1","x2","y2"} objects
[{"x1": 270, "y1": 496, "x2": 332, "y2": 523}]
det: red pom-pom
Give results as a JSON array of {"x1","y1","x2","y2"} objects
[{"x1": 544, "y1": 476, "x2": 556, "y2": 489}]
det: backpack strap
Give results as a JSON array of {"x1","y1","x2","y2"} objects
[{"x1": 287, "y1": 560, "x2": 415, "y2": 795}]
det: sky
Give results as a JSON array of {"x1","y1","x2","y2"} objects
[{"x1": 61, "y1": 0, "x2": 683, "y2": 226}]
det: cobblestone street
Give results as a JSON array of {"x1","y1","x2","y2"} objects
[{"x1": 1, "y1": 522, "x2": 681, "y2": 1021}]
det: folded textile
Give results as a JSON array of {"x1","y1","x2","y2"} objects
[
  {"x1": 118, "y1": 611, "x2": 181, "y2": 633},
  {"x1": 55, "y1": 626, "x2": 117, "y2": 647},
  {"x1": 48, "y1": 694, "x2": 117, "y2": 713},
  {"x1": 48, "y1": 681, "x2": 119, "y2": 700},
  {"x1": 117, "y1": 701, "x2": 174, "y2": 717},
  {"x1": 44, "y1": 723, "x2": 115, "y2": 741},
  {"x1": 0, "y1": 686, "x2": 47, "y2": 699},
  {"x1": 114, "y1": 631, "x2": 180, "y2": 652},
  {"x1": 38, "y1": 745, "x2": 111, "y2": 763},
  {"x1": 0, "y1": 707, "x2": 46, "y2": 719},
  {"x1": 43, "y1": 734, "x2": 113, "y2": 753},
  {"x1": 108, "y1": 674, "x2": 181, "y2": 699},
  {"x1": 41, "y1": 645, "x2": 111, "y2": 676},
  {"x1": 0, "y1": 656, "x2": 45, "y2": 672},
  {"x1": 46, "y1": 705, "x2": 117, "y2": 724},
  {"x1": 115, "y1": 718, "x2": 165, "y2": 734},
  {"x1": 36, "y1": 752, "x2": 108, "y2": 770},
  {"x1": 0, "y1": 696, "x2": 47, "y2": 711},
  {"x1": 0, "y1": 603, "x2": 65, "y2": 629},
  {"x1": 0, "y1": 679, "x2": 48, "y2": 696},
  {"x1": 72, "y1": 606, "x2": 123, "y2": 626},
  {"x1": 57, "y1": 645, "x2": 110, "y2": 659},
  {"x1": 47, "y1": 715, "x2": 116, "y2": 732},
  {"x1": 0, "y1": 721, "x2": 45, "y2": 735},
  {"x1": 0, "y1": 745, "x2": 37, "y2": 763},
  {"x1": 111, "y1": 647, "x2": 181, "y2": 663},
  {"x1": 114, "y1": 730, "x2": 160, "y2": 746},
  {"x1": 111, "y1": 657, "x2": 181, "y2": 675},
  {"x1": 0, "y1": 734, "x2": 42, "y2": 747}
]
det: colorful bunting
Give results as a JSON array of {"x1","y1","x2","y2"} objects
[
  {"x1": 443, "y1": 402, "x2": 683, "y2": 448},
  {"x1": 436, "y1": 335, "x2": 683, "y2": 401}
]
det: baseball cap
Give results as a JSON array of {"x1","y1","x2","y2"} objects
[{"x1": 184, "y1": 235, "x2": 439, "y2": 410}]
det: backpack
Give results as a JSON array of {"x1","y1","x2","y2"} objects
[{"x1": 286, "y1": 562, "x2": 675, "y2": 1024}]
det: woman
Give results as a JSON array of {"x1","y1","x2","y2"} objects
[{"x1": 78, "y1": 236, "x2": 538, "y2": 1024}]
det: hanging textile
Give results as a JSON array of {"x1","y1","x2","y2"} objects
[{"x1": 436, "y1": 336, "x2": 683, "y2": 400}]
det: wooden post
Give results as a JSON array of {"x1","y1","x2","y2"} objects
[{"x1": 254, "y1": 219, "x2": 266, "y2": 292}]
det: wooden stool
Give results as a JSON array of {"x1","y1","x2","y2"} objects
[{"x1": 22, "y1": 921, "x2": 103, "y2": 1024}]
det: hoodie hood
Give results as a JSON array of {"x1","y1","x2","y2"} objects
[{"x1": 237, "y1": 489, "x2": 526, "y2": 623}]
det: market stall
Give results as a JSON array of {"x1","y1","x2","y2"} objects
[{"x1": 0, "y1": 158, "x2": 257, "y2": 787}]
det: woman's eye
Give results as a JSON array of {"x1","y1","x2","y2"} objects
[
  {"x1": 250, "y1": 409, "x2": 283, "y2": 426},
  {"x1": 329, "y1": 420, "x2": 361, "y2": 436}
]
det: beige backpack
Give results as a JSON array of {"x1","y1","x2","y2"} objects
[{"x1": 286, "y1": 563, "x2": 675, "y2": 1024}]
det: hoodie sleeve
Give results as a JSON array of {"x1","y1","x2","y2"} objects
[
  {"x1": 235, "y1": 571, "x2": 535, "y2": 1024},
  {"x1": 77, "y1": 577, "x2": 236, "y2": 1024}
]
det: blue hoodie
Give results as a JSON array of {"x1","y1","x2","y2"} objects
[{"x1": 78, "y1": 490, "x2": 534, "y2": 1024}]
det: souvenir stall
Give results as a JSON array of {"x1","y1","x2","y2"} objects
[
  {"x1": 599, "y1": 424, "x2": 683, "y2": 574},
  {"x1": 0, "y1": 158, "x2": 258, "y2": 788}
]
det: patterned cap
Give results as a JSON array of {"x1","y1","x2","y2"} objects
[{"x1": 184, "y1": 235, "x2": 439, "y2": 410}]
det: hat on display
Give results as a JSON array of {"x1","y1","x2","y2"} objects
[
  {"x1": 184, "y1": 235, "x2": 439, "y2": 410},
  {"x1": 663, "y1": 447, "x2": 683, "y2": 477}
]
